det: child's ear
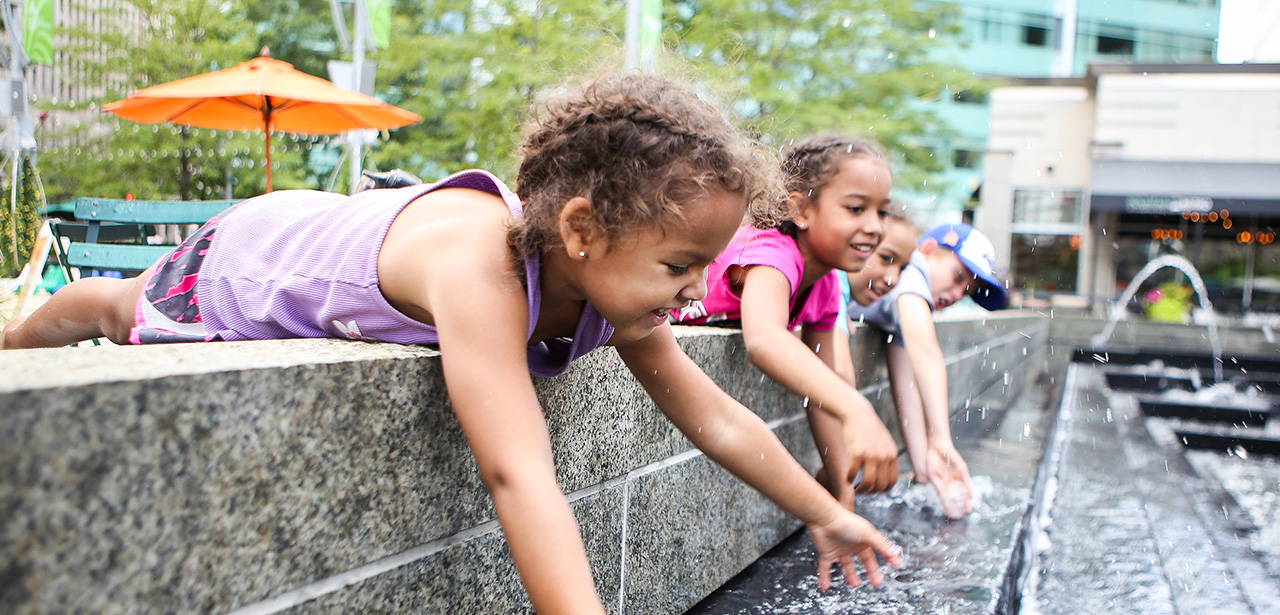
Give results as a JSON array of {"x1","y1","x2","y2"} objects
[
  {"x1": 559, "y1": 196, "x2": 597, "y2": 258},
  {"x1": 917, "y1": 238, "x2": 939, "y2": 256},
  {"x1": 787, "y1": 191, "x2": 815, "y2": 230}
]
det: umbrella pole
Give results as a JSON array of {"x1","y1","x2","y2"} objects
[
  {"x1": 265, "y1": 131, "x2": 273, "y2": 192},
  {"x1": 262, "y1": 103, "x2": 274, "y2": 192}
]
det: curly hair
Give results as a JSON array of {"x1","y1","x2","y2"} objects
[
  {"x1": 782, "y1": 134, "x2": 888, "y2": 196},
  {"x1": 776, "y1": 134, "x2": 889, "y2": 234},
  {"x1": 510, "y1": 72, "x2": 785, "y2": 256}
]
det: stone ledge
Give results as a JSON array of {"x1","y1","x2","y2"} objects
[{"x1": 1, "y1": 315, "x2": 1047, "y2": 615}]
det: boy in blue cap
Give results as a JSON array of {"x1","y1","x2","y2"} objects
[{"x1": 849, "y1": 223, "x2": 1007, "y2": 518}]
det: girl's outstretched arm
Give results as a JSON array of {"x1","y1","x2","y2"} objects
[
  {"x1": 801, "y1": 325, "x2": 856, "y2": 508},
  {"x1": 885, "y1": 344, "x2": 930, "y2": 484},
  {"x1": 895, "y1": 294, "x2": 974, "y2": 518},
  {"x1": 432, "y1": 286, "x2": 606, "y2": 614},
  {"x1": 409, "y1": 208, "x2": 606, "y2": 615},
  {"x1": 736, "y1": 266, "x2": 899, "y2": 496},
  {"x1": 615, "y1": 326, "x2": 901, "y2": 588}
]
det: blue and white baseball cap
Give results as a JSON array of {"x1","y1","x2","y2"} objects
[{"x1": 920, "y1": 223, "x2": 1007, "y2": 311}]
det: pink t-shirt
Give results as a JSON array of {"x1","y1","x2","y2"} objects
[{"x1": 671, "y1": 226, "x2": 840, "y2": 331}]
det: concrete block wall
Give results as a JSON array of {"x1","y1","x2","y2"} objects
[{"x1": 1, "y1": 314, "x2": 1048, "y2": 615}]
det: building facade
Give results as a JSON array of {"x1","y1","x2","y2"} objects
[
  {"x1": 978, "y1": 63, "x2": 1280, "y2": 313},
  {"x1": 914, "y1": 0, "x2": 1221, "y2": 225}
]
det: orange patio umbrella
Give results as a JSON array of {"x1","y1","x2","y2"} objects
[{"x1": 103, "y1": 54, "x2": 421, "y2": 191}]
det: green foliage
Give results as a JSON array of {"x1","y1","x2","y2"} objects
[
  {"x1": 37, "y1": 0, "x2": 339, "y2": 201},
  {"x1": 666, "y1": 0, "x2": 977, "y2": 188},
  {"x1": 40, "y1": 0, "x2": 257, "y2": 201},
  {"x1": 370, "y1": 0, "x2": 621, "y2": 184},
  {"x1": 0, "y1": 154, "x2": 45, "y2": 277},
  {"x1": 1144, "y1": 281, "x2": 1193, "y2": 323},
  {"x1": 36, "y1": 0, "x2": 976, "y2": 199}
]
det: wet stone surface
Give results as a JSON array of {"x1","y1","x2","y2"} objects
[
  {"x1": 1184, "y1": 451, "x2": 1280, "y2": 573},
  {"x1": 1024, "y1": 363, "x2": 1280, "y2": 615},
  {"x1": 687, "y1": 372, "x2": 1058, "y2": 614}
]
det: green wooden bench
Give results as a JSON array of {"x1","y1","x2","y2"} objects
[{"x1": 52, "y1": 197, "x2": 238, "y2": 280}]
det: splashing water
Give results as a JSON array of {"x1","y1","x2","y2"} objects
[{"x1": 1091, "y1": 254, "x2": 1223, "y2": 381}]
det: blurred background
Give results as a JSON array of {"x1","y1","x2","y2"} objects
[{"x1": 1, "y1": 0, "x2": 1277, "y2": 312}]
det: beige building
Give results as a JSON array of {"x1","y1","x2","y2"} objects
[{"x1": 979, "y1": 63, "x2": 1280, "y2": 313}]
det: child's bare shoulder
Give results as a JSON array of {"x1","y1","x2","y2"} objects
[
  {"x1": 387, "y1": 187, "x2": 513, "y2": 259},
  {"x1": 378, "y1": 187, "x2": 522, "y2": 315},
  {"x1": 404, "y1": 186, "x2": 511, "y2": 227}
]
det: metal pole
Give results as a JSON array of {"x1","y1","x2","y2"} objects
[
  {"x1": 348, "y1": 0, "x2": 366, "y2": 193},
  {"x1": 4, "y1": 0, "x2": 26, "y2": 266}
]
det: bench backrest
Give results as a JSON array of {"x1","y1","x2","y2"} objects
[
  {"x1": 54, "y1": 198, "x2": 240, "y2": 278},
  {"x1": 72, "y1": 197, "x2": 237, "y2": 225}
]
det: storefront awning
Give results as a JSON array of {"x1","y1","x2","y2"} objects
[{"x1": 1090, "y1": 160, "x2": 1280, "y2": 215}]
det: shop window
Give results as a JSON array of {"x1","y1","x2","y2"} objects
[
  {"x1": 1012, "y1": 189, "x2": 1084, "y2": 226},
  {"x1": 1011, "y1": 234, "x2": 1079, "y2": 295},
  {"x1": 1249, "y1": 235, "x2": 1280, "y2": 311}
]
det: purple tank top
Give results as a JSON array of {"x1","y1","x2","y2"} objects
[{"x1": 197, "y1": 169, "x2": 614, "y2": 377}]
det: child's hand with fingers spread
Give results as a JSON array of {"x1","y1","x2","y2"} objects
[
  {"x1": 926, "y1": 440, "x2": 974, "y2": 519},
  {"x1": 807, "y1": 511, "x2": 902, "y2": 590}
]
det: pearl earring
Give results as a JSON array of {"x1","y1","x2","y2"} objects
[{"x1": 579, "y1": 251, "x2": 586, "y2": 257}]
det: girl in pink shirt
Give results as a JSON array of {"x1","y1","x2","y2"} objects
[{"x1": 673, "y1": 135, "x2": 899, "y2": 509}]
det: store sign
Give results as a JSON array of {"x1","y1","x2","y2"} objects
[{"x1": 1124, "y1": 195, "x2": 1214, "y2": 214}]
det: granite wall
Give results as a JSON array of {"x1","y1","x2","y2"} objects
[{"x1": 1, "y1": 313, "x2": 1048, "y2": 615}]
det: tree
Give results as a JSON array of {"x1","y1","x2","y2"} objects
[
  {"x1": 36, "y1": 0, "x2": 330, "y2": 201},
  {"x1": 34, "y1": 0, "x2": 975, "y2": 198},
  {"x1": 0, "y1": 152, "x2": 43, "y2": 277},
  {"x1": 667, "y1": 0, "x2": 978, "y2": 190},
  {"x1": 369, "y1": 0, "x2": 624, "y2": 184}
]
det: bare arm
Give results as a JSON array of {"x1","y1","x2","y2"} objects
[
  {"x1": 425, "y1": 246, "x2": 605, "y2": 614},
  {"x1": 829, "y1": 321, "x2": 857, "y2": 387},
  {"x1": 615, "y1": 326, "x2": 900, "y2": 588},
  {"x1": 802, "y1": 325, "x2": 855, "y2": 508},
  {"x1": 896, "y1": 295, "x2": 973, "y2": 517},
  {"x1": 885, "y1": 343, "x2": 929, "y2": 481},
  {"x1": 738, "y1": 266, "x2": 898, "y2": 494}
]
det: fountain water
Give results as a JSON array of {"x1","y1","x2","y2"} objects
[{"x1": 1091, "y1": 254, "x2": 1224, "y2": 382}]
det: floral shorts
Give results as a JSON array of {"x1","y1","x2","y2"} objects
[{"x1": 129, "y1": 212, "x2": 227, "y2": 344}]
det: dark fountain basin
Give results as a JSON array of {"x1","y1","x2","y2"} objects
[
  {"x1": 687, "y1": 347, "x2": 1280, "y2": 615},
  {"x1": 1079, "y1": 347, "x2": 1280, "y2": 458}
]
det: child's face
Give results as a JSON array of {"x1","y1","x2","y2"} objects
[
  {"x1": 580, "y1": 188, "x2": 744, "y2": 342},
  {"x1": 794, "y1": 157, "x2": 892, "y2": 273},
  {"x1": 922, "y1": 244, "x2": 978, "y2": 310},
  {"x1": 849, "y1": 218, "x2": 916, "y2": 306}
]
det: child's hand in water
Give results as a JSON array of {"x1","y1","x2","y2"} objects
[
  {"x1": 841, "y1": 406, "x2": 900, "y2": 495},
  {"x1": 807, "y1": 511, "x2": 902, "y2": 589},
  {"x1": 926, "y1": 440, "x2": 973, "y2": 519}
]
